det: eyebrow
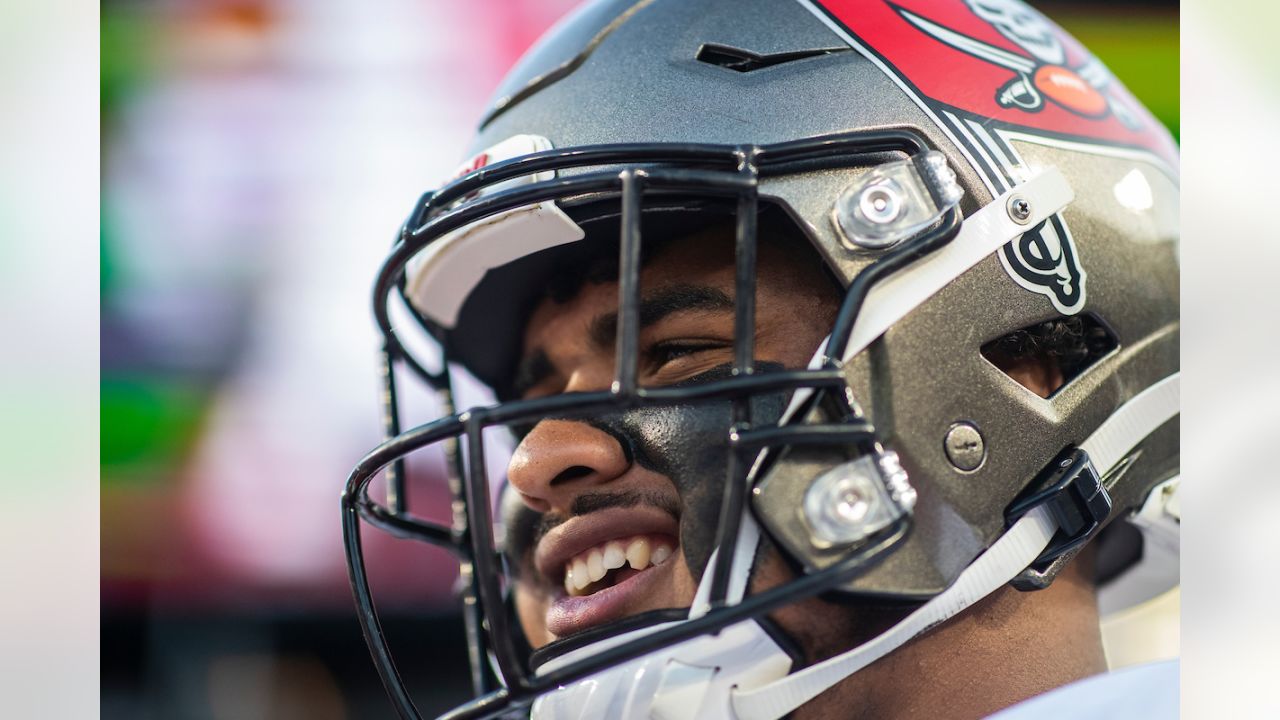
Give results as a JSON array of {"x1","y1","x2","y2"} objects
[
  {"x1": 511, "y1": 284, "x2": 735, "y2": 397},
  {"x1": 588, "y1": 285, "x2": 734, "y2": 348}
]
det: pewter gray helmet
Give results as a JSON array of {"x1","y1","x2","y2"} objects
[{"x1": 343, "y1": 1, "x2": 1178, "y2": 717}]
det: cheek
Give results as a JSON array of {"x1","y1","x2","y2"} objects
[
  {"x1": 609, "y1": 391, "x2": 789, "y2": 582},
  {"x1": 515, "y1": 584, "x2": 554, "y2": 647}
]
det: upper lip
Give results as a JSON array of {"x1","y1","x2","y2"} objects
[{"x1": 533, "y1": 504, "x2": 680, "y2": 585}]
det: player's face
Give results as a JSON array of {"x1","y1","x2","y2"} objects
[{"x1": 502, "y1": 228, "x2": 839, "y2": 648}]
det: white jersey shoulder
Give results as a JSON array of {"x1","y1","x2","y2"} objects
[{"x1": 986, "y1": 660, "x2": 1178, "y2": 719}]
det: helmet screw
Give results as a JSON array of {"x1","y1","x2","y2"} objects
[
  {"x1": 1007, "y1": 195, "x2": 1033, "y2": 225},
  {"x1": 859, "y1": 182, "x2": 904, "y2": 225},
  {"x1": 944, "y1": 422, "x2": 986, "y2": 472}
]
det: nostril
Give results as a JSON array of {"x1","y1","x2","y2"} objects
[{"x1": 550, "y1": 465, "x2": 595, "y2": 486}]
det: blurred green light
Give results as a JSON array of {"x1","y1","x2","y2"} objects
[
  {"x1": 1055, "y1": 11, "x2": 1180, "y2": 140},
  {"x1": 101, "y1": 377, "x2": 209, "y2": 485}
]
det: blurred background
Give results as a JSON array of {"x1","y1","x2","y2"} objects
[{"x1": 98, "y1": 1, "x2": 1178, "y2": 717}]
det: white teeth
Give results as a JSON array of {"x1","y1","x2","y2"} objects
[
  {"x1": 587, "y1": 549, "x2": 606, "y2": 582},
  {"x1": 651, "y1": 544, "x2": 672, "y2": 566},
  {"x1": 626, "y1": 537, "x2": 651, "y2": 570},
  {"x1": 562, "y1": 536, "x2": 676, "y2": 595},
  {"x1": 603, "y1": 541, "x2": 626, "y2": 570}
]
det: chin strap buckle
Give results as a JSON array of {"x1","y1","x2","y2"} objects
[{"x1": 1004, "y1": 447, "x2": 1112, "y2": 567}]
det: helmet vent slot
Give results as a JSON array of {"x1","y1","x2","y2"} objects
[
  {"x1": 981, "y1": 314, "x2": 1118, "y2": 398},
  {"x1": 695, "y1": 43, "x2": 847, "y2": 73}
]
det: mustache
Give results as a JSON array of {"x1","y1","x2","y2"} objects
[{"x1": 505, "y1": 489, "x2": 681, "y2": 566}]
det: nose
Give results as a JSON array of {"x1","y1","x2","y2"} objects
[{"x1": 506, "y1": 419, "x2": 631, "y2": 514}]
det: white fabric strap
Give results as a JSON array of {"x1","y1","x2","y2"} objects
[
  {"x1": 730, "y1": 507, "x2": 1057, "y2": 720},
  {"x1": 689, "y1": 512, "x2": 763, "y2": 618},
  {"x1": 775, "y1": 168, "x2": 1074, "y2": 429},
  {"x1": 730, "y1": 373, "x2": 1180, "y2": 720},
  {"x1": 1079, "y1": 374, "x2": 1180, "y2": 475},
  {"x1": 840, "y1": 166, "x2": 1073, "y2": 362}
]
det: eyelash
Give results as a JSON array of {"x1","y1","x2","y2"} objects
[{"x1": 647, "y1": 341, "x2": 727, "y2": 368}]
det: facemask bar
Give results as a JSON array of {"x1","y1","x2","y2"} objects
[{"x1": 343, "y1": 129, "x2": 963, "y2": 720}]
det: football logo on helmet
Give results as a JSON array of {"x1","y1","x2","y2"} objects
[
  {"x1": 999, "y1": 217, "x2": 1086, "y2": 315},
  {"x1": 895, "y1": 0, "x2": 1141, "y2": 128}
]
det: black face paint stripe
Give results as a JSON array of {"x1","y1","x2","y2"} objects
[
  {"x1": 582, "y1": 416, "x2": 636, "y2": 466},
  {"x1": 502, "y1": 361, "x2": 791, "y2": 577}
]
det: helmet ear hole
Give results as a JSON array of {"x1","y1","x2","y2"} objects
[{"x1": 980, "y1": 314, "x2": 1118, "y2": 398}]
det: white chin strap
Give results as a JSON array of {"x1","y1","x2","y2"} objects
[
  {"x1": 689, "y1": 512, "x2": 764, "y2": 619},
  {"x1": 730, "y1": 372, "x2": 1179, "y2": 720},
  {"x1": 732, "y1": 508, "x2": 1059, "y2": 719}
]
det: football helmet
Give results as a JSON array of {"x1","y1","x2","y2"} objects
[{"x1": 342, "y1": 1, "x2": 1179, "y2": 718}]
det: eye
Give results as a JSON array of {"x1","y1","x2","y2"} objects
[{"x1": 647, "y1": 340, "x2": 728, "y2": 368}]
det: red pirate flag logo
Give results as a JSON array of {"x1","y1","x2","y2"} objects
[
  {"x1": 898, "y1": 2, "x2": 1122, "y2": 123},
  {"x1": 804, "y1": 0, "x2": 1178, "y2": 171}
]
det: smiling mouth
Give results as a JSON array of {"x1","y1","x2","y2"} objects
[
  {"x1": 544, "y1": 534, "x2": 683, "y2": 638},
  {"x1": 561, "y1": 534, "x2": 677, "y2": 596},
  {"x1": 530, "y1": 502, "x2": 683, "y2": 637}
]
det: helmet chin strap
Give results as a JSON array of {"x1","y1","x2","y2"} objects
[
  {"x1": 688, "y1": 165, "x2": 1075, "y2": 624},
  {"x1": 729, "y1": 372, "x2": 1179, "y2": 719},
  {"x1": 689, "y1": 513, "x2": 762, "y2": 619},
  {"x1": 732, "y1": 505, "x2": 1059, "y2": 719}
]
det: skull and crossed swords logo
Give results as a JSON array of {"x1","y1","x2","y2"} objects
[{"x1": 896, "y1": 0, "x2": 1142, "y2": 130}]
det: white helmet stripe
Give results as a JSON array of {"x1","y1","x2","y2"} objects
[
  {"x1": 773, "y1": 167, "x2": 1074, "y2": 430},
  {"x1": 839, "y1": 166, "x2": 1073, "y2": 363}
]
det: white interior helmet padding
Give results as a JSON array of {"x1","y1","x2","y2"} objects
[
  {"x1": 405, "y1": 202, "x2": 584, "y2": 328},
  {"x1": 404, "y1": 134, "x2": 585, "y2": 328}
]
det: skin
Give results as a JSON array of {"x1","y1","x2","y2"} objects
[{"x1": 504, "y1": 226, "x2": 1105, "y2": 718}]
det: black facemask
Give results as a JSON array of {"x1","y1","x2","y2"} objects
[{"x1": 502, "y1": 362, "x2": 788, "y2": 591}]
